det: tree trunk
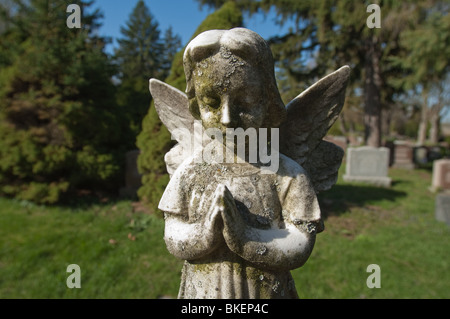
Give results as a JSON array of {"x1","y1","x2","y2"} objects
[
  {"x1": 364, "y1": 36, "x2": 382, "y2": 147},
  {"x1": 417, "y1": 120, "x2": 427, "y2": 145},
  {"x1": 428, "y1": 106, "x2": 441, "y2": 144},
  {"x1": 382, "y1": 107, "x2": 392, "y2": 137},
  {"x1": 416, "y1": 90, "x2": 428, "y2": 145}
]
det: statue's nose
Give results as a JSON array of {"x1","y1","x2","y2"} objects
[{"x1": 221, "y1": 101, "x2": 232, "y2": 127}]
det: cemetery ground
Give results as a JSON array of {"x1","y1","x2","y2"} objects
[{"x1": 0, "y1": 166, "x2": 449, "y2": 299}]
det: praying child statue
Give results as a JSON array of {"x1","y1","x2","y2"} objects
[{"x1": 150, "y1": 28, "x2": 350, "y2": 299}]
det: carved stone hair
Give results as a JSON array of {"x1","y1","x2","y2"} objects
[{"x1": 183, "y1": 28, "x2": 286, "y2": 128}]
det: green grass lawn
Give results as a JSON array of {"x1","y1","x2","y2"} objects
[{"x1": 0, "y1": 166, "x2": 449, "y2": 299}]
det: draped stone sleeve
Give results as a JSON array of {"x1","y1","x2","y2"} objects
[
  {"x1": 158, "y1": 156, "x2": 225, "y2": 260},
  {"x1": 158, "y1": 162, "x2": 190, "y2": 217},
  {"x1": 220, "y1": 155, "x2": 322, "y2": 271},
  {"x1": 277, "y1": 154, "x2": 324, "y2": 233}
]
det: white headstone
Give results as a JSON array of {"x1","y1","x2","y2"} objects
[{"x1": 343, "y1": 146, "x2": 392, "y2": 187}]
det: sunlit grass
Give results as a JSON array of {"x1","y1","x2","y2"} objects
[
  {"x1": 294, "y1": 167, "x2": 449, "y2": 299},
  {"x1": 0, "y1": 199, "x2": 182, "y2": 298},
  {"x1": 0, "y1": 166, "x2": 448, "y2": 298}
]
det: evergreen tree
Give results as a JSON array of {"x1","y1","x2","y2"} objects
[
  {"x1": 0, "y1": 0, "x2": 128, "y2": 203},
  {"x1": 264, "y1": 0, "x2": 420, "y2": 147},
  {"x1": 196, "y1": 0, "x2": 446, "y2": 146},
  {"x1": 136, "y1": 1, "x2": 243, "y2": 209},
  {"x1": 390, "y1": 4, "x2": 450, "y2": 144},
  {"x1": 160, "y1": 26, "x2": 182, "y2": 80},
  {"x1": 114, "y1": 0, "x2": 165, "y2": 140}
]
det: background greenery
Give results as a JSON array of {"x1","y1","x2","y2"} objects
[
  {"x1": 0, "y1": 0, "x2": 449, "y2": 299},
  {"x1": 1, "y1": 166, "x2": 448, "y2": 299},
  {"x1": 1, "y1": 0, "x2": 448, "y2": 209}
]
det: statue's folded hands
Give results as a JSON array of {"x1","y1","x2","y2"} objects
[
  {"x1": 219, "y1": 183, "x2": 316, "y2": 272},
  {"x1": 163, "y1": 185, "x2": 225, "y2": 261}
]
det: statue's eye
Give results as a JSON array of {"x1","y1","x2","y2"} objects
[{"x1": 202, "y1": 96, "x2": 221, "y2": 109}]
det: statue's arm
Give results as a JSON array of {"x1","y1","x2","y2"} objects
[
  {"x1": 223, "y1": 221, "x2": 316, "y2": 271},
  {"x1": 163, "y1": 190, "x2": 224, "y2": 261},
  {"x1": 220, "y1": 185, "x2": 316, "y2": 271}
]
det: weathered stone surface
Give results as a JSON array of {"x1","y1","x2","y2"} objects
[
  {"x1": 343, "y1": 146, "x2": 392, "y2": 187},
  {"x1": 324, "y1": 135, "x2": 348, "y2": 152},
  {"x1": 389, "y1": 141, "x2": 414, "y2": 169},
  {"x1": 150, "y1": 28, "x2": 350, "y2": 299},
  {"x1": 432, "y1": 159, "x2": 450, "y2": 191},
  {"x1": 436, "y1": 192, "x2": 450, "y2": 226}
]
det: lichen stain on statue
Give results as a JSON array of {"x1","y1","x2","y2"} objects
[{"x1": 150, "y1": 28, "x2": 350, "y2": 299}]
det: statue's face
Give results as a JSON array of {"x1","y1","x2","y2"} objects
[{"x1": 192, "y1": 51, "x2": 269, "y2": 135}]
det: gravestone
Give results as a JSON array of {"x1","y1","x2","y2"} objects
[
  {"x1": 413, "y1": 146, "x2": 428, "y2": 165},
  {"x1": 392, "y1": 141, "x2": 414, "y2": 169},
  {"x1": 343, "y1": 146, "x2": 392, "y2": 187},
  {"x1": 435, "y1": 192, "x2": 450, "y2": 226},
  {"x1": 431, "y1": 159, "x2": 450, "y2": 192},
  {"x1": 119, "y1": 150, "x2": 142, "y2": 198}
]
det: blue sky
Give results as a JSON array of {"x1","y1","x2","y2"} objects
[{"x1": 93, "y1": 0, "x2": 293, "y2": 54}]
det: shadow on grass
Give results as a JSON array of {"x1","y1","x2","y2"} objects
[
  {"x1": 58, "y1": 191, "x2": 121, "y2": 209},
  {"x1": 318, "y1": 182, "x2": 408, "y2": 218}
]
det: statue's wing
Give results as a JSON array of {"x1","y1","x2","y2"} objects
[
  {"x1": 279, "y1": 66, "x2": 350, "y2": 193},
  {"x1": 149, "y1": 78, "x2": 198, "y2": 176}
]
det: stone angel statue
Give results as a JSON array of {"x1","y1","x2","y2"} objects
[{"x1": 150, "y1": 28, "x2": 350, "y2": 299}]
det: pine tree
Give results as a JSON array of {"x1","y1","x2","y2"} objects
[
  {"x1": 136, "y1": 1, "x2": 243, "y2": 209},
  {"x1": 160, "y1": 26, "x2": 182, "y2": 80},
  {"x1": 390, "y1": 4, "x2": 450, "y2": 144},
  {"x1": 0, "y1": 0, "x2": 128, "y2": 203},
  {"x1": 114, "y1": 0, "x2": 166, "y2": 140},
  {"x1": 196, "y1": 0, "x2": 446, "y2": 146},
  {"x1": 257, "y1": 0, "x2": 416, "y2": 147}
]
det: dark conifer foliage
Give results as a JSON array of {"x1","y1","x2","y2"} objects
[{"x1": 0, "y1": 0, "x2": 129, "y2": 203}]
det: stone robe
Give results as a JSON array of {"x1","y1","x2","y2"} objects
[{"x1": 159, "y1": 152, "x2": 322, "y2": 299}]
